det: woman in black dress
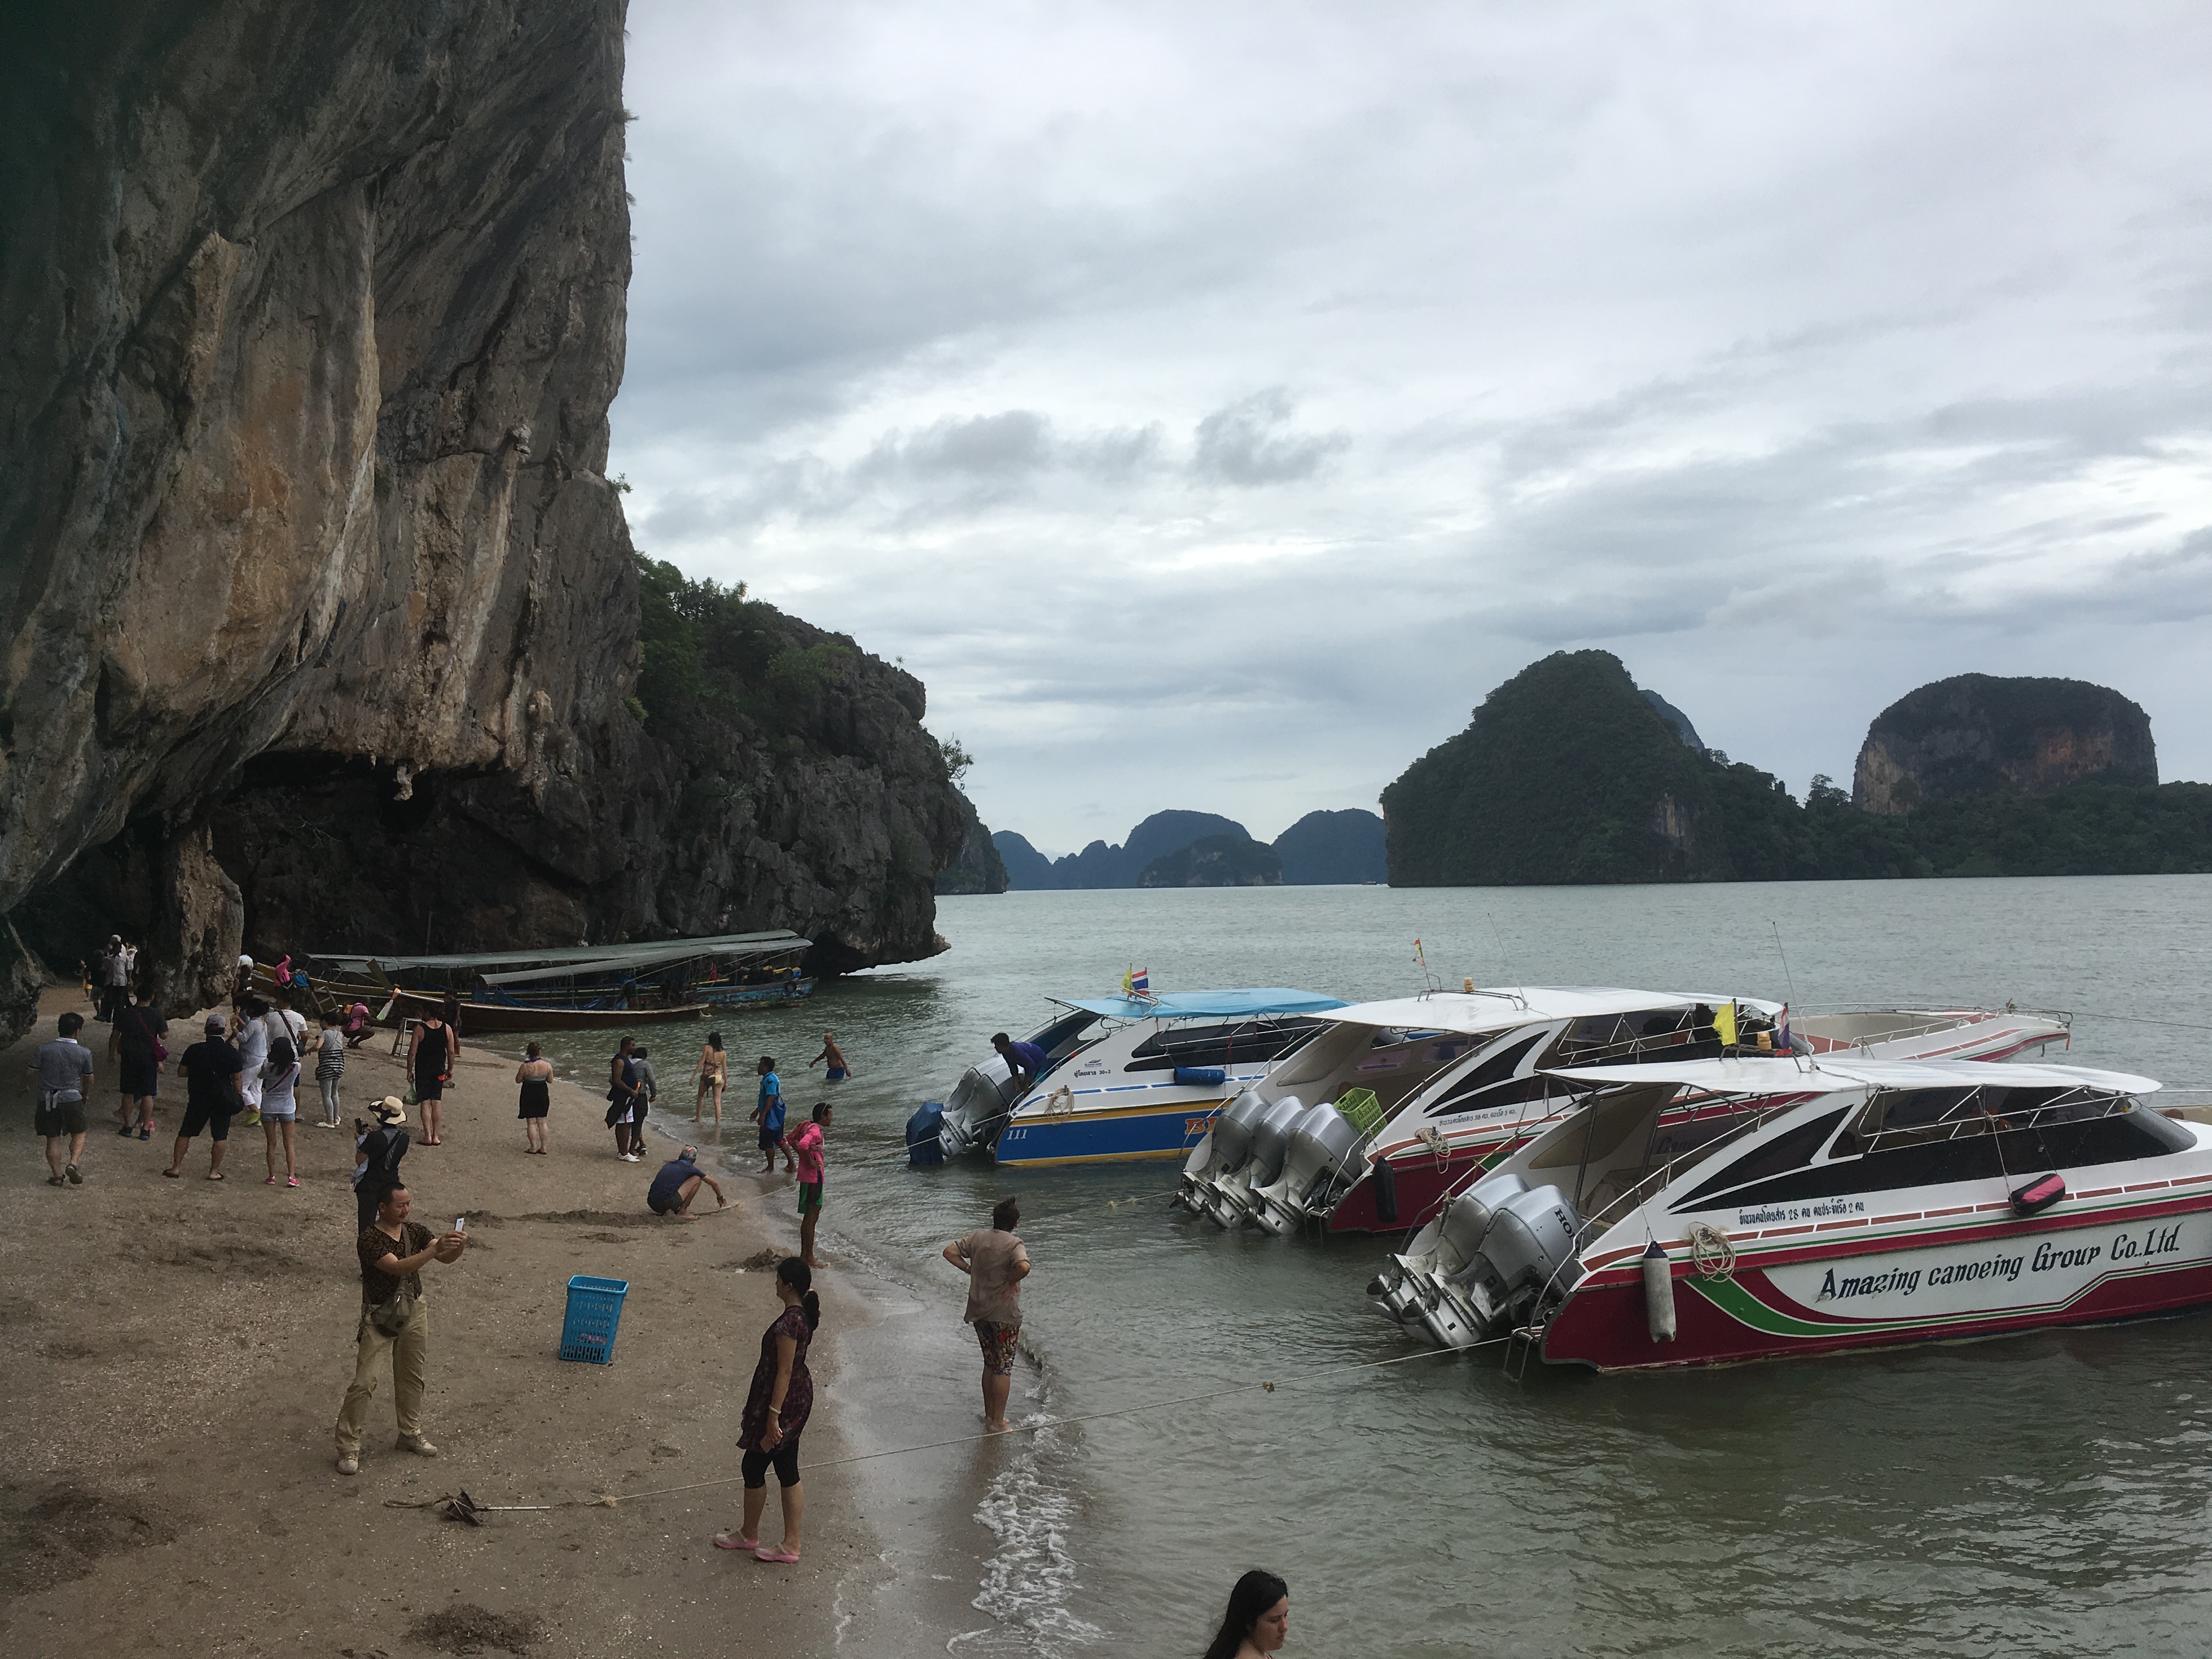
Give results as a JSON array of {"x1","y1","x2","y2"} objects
[
  {"x1": 412, "y1": 1014, "x2": 455, "y2": 1145},
  {"x1": 516, "y1": 1041, "x2": 554, "y2": 1154}
]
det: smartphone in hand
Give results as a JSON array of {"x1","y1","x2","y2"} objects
[{"x1": 455, "y1": 1216, "x2": 467, "y2": 1232}]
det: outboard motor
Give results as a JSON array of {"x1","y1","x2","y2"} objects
[
  {"x1": 1175, "y1": 1086, "x2": 1271, "y2": 1213},
  {"x1": 906, "y1": 1102, "x2": 946, "y2": 1167},
  {"x1": 1369, "y1": 1172, "x2": 1525, "y2": 1331},
  {"x1": 936, "y1": 1059, "x2": 1019, "y2": 1159},
  {"x1": 1211, "y1": 1097, "x2": 1307, "y2": 1227},
  {"x1": 1250, "y1": 1101, "x2": 1371, "y2": 1235},
  {"x1": 1203, "y1": 1097, "x2": 1300, "y2": 1229},
  {"x1": 1370, "y1": 1179, "x2": 1583, "y2": 1351}
]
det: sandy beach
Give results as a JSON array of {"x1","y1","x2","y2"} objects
[{"x1": 0, "y1": 984, "x2": 950, "y2": 1659}]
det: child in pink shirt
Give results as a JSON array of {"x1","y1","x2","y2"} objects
[{"x1": 782, "y1": 1103, "x2": 831, "y2": 1267}]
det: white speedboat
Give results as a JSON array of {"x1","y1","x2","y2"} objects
[
  {"x1": 1177, "y1": 991, "x2": 2071, "y2": 1237},
  {"x1": 932, "y1": 989, "x2": 1348, "y2": 1165},
  {"x1": 1370, "y1": 1056, "x2": 2212, "y2": 1369}
]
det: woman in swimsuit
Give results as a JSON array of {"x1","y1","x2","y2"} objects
[
  {"x1": 516, "y1": 1041, "x2": 554, "y2": 1154},
  {"x1": 692, "y1": 1031, "x2": 727, "y2": 1125}
]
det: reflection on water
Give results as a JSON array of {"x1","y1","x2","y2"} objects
[{"x1": 539, "y1": 878, "x2": 2212, "y2": 1656}]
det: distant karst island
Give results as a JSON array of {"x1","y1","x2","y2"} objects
[
  {"x1": 962, "y1": 657, "x2": 2206, "y2": 898},
  {"x1": 976, "y1": 808, "x2": 1389, "y2": 890},
  {"x1": 1383, "y1": 652, "x2": 2210, "y2": 885}
]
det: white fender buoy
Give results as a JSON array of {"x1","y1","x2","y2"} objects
[{"x1": 1642, "y1": 1239, "x2": 1677, "y2": 1344}]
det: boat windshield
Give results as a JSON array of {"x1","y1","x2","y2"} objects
[
  {"x1": 1122, "y1": 1018, "x2": 1328, "y2": 1073},
  {"x1": 1674, "y1": 1085, "x2": 2190, "y2": 1210}
]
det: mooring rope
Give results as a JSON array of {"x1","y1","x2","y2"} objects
[{"x1": 384, "y1": 1337, "x2": 1507, "y2": 1516}]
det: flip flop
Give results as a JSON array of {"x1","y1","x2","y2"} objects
[
  {"x1": 712, "y1": 1532, "x2": 759, "y2": 1551},
  {"x1": 161, "y1": 1168, "x2": 180, "y2": 1178},
  {"x1": 205, "y1": 1171, "x2": 225, "y2": 1181},
  {"x1": 753, "y1": 1547, "x2": 800, "y2": 1564}
]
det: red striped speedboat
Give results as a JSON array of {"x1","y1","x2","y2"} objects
[
  {"x1": 1180, "y1": 992, "x2": 2072, "y2": 1239},
  {"x1": 1368, "y1": 1056, "x2": 2212, "y2": 1369}
]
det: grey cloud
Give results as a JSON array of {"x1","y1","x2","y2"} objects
[
  {"x1": 611, "y1": 2, "x2": 2212, "y2": 846},
  {"x1": 1192, "y1": 389, "x2": 1351, "y2": 485}
]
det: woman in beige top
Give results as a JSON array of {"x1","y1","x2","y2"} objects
[
  {"x1": 942, "y1": 1196, "x2": 1030, "y2": 1432},
  {"x1": 692, "y1": 1031, "x2": 728, "y2": 1125}
]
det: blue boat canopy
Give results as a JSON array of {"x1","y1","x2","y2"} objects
[{"x1": 1054, "y1": 989, "x2": 1347, "y2": 1021}]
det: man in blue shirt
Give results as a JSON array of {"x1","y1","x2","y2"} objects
[
  {"x1": 991, "y1": 1031, "x2": 1048, "y2": 1096},
  {"x1": 751, "y1": 1055, "x2": 790, "y2": 1175},
  {"x1": 647, "y1": 1145, "x2": 727, "y2": 1218}
]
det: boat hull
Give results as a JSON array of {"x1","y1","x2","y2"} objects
[
  {"x1": 995, "y1": 1097, "x2": 1229, "y2": 1166},
  {"x1": 1543, "y1": 1189, "x2": 2212, "y2": 1372},
  {"x1": 391, "y1": 991, "x2": 708, "y2": 1032},
  {"x1": 693, "y1": 978, "x2": 815, "y2": 1008}
]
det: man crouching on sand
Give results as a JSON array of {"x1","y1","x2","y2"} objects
[
  {"x1": 335, "y1": 1183, "x2": 466, "y2": 1476},
  {"x1": 648, "y1": 1145, "x2": 727, "y2": 1218}
]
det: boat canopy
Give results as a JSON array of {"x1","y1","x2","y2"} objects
[
  {"x1": 317, "y1": 930, "x2": 809, "y2": 977},
  {"x1": 1053, "y1": 989, "x2": 1348, "y2": 1022},
  {"x1": 479, "y1": 936, "x2": 809, "y2": 987},
  {"x1": 1311, "y1": 988, "x2": 1782, "y2": 1036},
  {"x1": 1544, "y1": 1056, "x2": 2162, "y2": 1096}
]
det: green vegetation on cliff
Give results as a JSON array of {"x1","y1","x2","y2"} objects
[
  {"x1": 1138, "y1": 834, "x2": 1284, "y2": 887},
  {"x1": 1382, "y1": 651, "x2": 1786, "y2": 884},
  {"x1": 1384, "y1": 651, "x2": 2212, "y2": 886}
]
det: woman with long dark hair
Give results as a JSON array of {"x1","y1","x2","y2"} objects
[
  {"x1": 1203, "y1": 1571, "x2": 1289, "y2": 1659},
  {"x1": 713, "y1": 1256, "x2": 820, "y2": 1564}
]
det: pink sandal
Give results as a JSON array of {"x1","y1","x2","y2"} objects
[
  {"x1": 753, "y1": 1547, "x2": 800, "y2": 1564},
  {"x1": 712, "y1": 1532, "x2": 759, "y2": 1552}
]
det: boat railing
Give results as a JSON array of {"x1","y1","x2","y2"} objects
[{"x1": 1798, "y1": 1003, "x2": 2075, "y2": 1052}]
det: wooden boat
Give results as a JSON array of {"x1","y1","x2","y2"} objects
[
  {"x1": 387, "y1": 989, "x2": 708, "y2": 1032},
  {"x1": 243, "y1": 931, "x2": 815, "y2": 1032}
]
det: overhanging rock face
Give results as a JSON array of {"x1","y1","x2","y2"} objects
[{"x1": 0, "y1": 0, "x2": 964, "y2": 1028}]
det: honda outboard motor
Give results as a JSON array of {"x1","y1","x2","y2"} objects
[
  {"x1": 1370, "y1": 1178, "x2": 1582, "y2": 1350},
  {"x1": 1194, "y1": 1093, "x2": 1301, "y2": 1227},
  {"x1": 1210, "y1": 1097, "x2": 1306, "y2": 1227},
  {"x1": 937, "y1": 1059, "x2": 1019, "y2": 1159},
  {"x1": 1175, "y1": 1086, "x2": 1271, "y2": 1213},
  {"x1": 1250, "y1": 1101, "x2": 1372, "y2": 1235}
]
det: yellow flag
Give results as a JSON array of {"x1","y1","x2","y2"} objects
[{"x1": 1715, "y1": 1001, "x2": 1739, "y2": 1048}]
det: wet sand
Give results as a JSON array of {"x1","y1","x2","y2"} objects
[{"x1": 0, "y1": 984, "x2": 974, "y2": 1658}]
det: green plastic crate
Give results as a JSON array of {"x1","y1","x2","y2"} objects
[{"x1": 1335, "y1": 1087, "x2": 1385, "y2": 1140}]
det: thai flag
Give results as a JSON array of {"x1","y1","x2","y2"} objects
[{"x1": 1129, "y1": 967, "x2": 1149, "y2": 994}]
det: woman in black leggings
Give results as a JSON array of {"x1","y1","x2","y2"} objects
[{"x1": 714, "y1": 1256, "x2": 819, "y2": 1564}]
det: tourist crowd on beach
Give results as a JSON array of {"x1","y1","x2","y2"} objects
[{"x1": 27, "y1": 937, "x2": 1293, "y2": 1652}]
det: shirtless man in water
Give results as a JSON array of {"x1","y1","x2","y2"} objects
[{"x1": 809, "y1": 1031, "x2": 850, "y2": 1083}]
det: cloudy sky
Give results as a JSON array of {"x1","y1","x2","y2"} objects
[{"x1": 611, "y1": 2, "x2": 2212, "y2": 855}]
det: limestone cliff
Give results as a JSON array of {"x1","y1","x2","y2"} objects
[
  {"x1": 935, "y1": 794, "x2": 1009, "y2": 895},
  {"x1": 1852, "y1": 675, "x2": 2157, "y2": 815},
  {"x1": 0, "y1": 0, "x2": 967, "y2": 1026}
]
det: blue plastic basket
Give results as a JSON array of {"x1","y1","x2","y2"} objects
[{"x1": 559, "y1": 1275, "x2": 630, "y2": 1363}]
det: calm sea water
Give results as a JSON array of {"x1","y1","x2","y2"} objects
[{"x1": 534, "y1": 878, "x2": 2212, "y2": 1657}]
